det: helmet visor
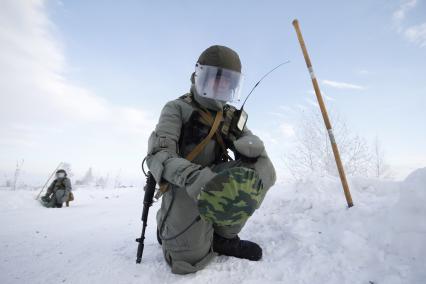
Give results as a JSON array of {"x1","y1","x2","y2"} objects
[{"x1": 194, "y1": 64, "x2": 243, "y2": 102}]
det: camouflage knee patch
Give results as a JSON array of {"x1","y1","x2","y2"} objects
[{"x1": 197, "y1": 167, "x2": 265, "y2": 226}]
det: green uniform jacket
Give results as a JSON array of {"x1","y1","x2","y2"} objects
[
  {"x1": 146, "y1": 91, "x2": 277, "y2": 274},
  {"x1": 147, "y1": 97, "x2": 276, "y2": 194}
]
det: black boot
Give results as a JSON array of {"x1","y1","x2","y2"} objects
[{"x1": 213, "y1": 233, "x2": 262, "y2": 261}]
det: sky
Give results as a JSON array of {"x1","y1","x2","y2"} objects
[{"x1": 0, "y1": 0, "x2": 425, "y2": 184}]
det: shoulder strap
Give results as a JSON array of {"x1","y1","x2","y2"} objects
[
  {"x1": 156, "y1": 96, "x2": 224, "y2": 198},
  {"x1": 179, "y1": 93, "x2": 231, "y2": 161},
  {"x1": 155, "y1": 106, "x2": 223, "y2": 199},
  {"x1": 185, "y1": 110, "x2": 223, "y2": 161},
  {"x1": 198, "y1": 107, "x2": 233, "y2": 160}
]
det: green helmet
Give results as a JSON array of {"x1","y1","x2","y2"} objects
[
  {"x1": 192, "y1": 45, "x2": 244, "y2": 110},
  {"x1": 197, "y1": 45, "x2": 242, "y2": 73},
  {"x1": 56, "y1": 169, "x2": 67, "y2": 178},
  {"x1": 197, "y1": 167, "x2": 265, "y2": 226}
]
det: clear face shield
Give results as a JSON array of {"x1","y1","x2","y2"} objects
[
  {"x1": 194, "y1": 64, "x2": 243, "y2": 103},
  {"x1": 56, "y1": 172, "x2": 66, "y2": 179}
]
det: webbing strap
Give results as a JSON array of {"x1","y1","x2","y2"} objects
[
  {"x1": 197, "y1": 109, "x2": 230, "y2": 159},
  {"x1": 156, "y1": 95, "x2": 225, "y2": 198},
  {"x1": 185, "y1": 110, "x2": 223, "y2": 162},
  {"x1": 180, "y1": 94, "x2": 228, "y2": 157}
]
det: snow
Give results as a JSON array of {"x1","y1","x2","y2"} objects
[{"x1": 0, "y1": 169, "x2": 425, "y2": 284}]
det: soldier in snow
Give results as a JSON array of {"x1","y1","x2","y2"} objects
[
  {"x1": 146, "y1": 45, "x2": 276, "y2": 274},
  {"x1": 41, "y1": 169, "x2": 72, "y2": 208}
]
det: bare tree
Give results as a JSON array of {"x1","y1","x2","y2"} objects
[
  {"x1": 2, "y1": 173, "x2": 12, "y2": 188},
  {"x1": 114, "y1": 170, "x2": 122, "y2": 189},
  {"x1": 372, "y1": 136, "x2": 391, "y2": 178},
  {"x1": 76, "y1": 167, "x2": 94, "y2": 185},
  {"x1": 95, "y1": 173, "x2": 110, "y2": 189},
  {"x1": 285, "y1": 109, "x2": 372, "y2": 180},
  {"x1": 12, "y1": 159, "x2": 24, "y2": 190}
]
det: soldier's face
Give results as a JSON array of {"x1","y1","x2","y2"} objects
[
  {"x1": 209, "y1": 76, "x2": 232, "y2": 97},
  {"x1": 56, "y1": 172, "x2": 65, "y2": 178}
]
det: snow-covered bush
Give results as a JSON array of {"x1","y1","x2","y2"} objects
[{"x1": 285, "y1": 109, "x2": 391, "y2": 180}]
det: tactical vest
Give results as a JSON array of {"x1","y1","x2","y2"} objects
[
  {"x1": 177, "y1": 93, "x2": 241, "y2": 163},
  {"x1": 53, "y1": 178, "x2": 66, "y2": 191},
  {"x1": 155, "y1": 93, "x2": 244, "y2": 198}
]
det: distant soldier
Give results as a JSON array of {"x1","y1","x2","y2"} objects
[{"x1": 41, "y1": 169, "x2": 72, "y2": 208}]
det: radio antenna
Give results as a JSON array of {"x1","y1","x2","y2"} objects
[{"x1": 241, "y1": 60, "x2": 290, "y2": 110}]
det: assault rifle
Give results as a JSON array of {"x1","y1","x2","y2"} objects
[{"x1": 135, "y1": 171, "x2": 156, "y2": 264}]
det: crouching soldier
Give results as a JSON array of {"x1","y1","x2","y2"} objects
[
  {"x1": 41, "y1": 169, "x2": 72, "y2": 208},
  {"x1": 146, "y1": 45, "x2": 276, "y2": 274}
]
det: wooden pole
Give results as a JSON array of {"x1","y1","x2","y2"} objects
[{"x1": 292, "y1": 19, "x2": 354, "y2": 207}]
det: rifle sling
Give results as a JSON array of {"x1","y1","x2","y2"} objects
[
  {"x1": 157, "y1": 110, "x2": 223, "y2": 196},
  {"x1": 185, "y1": 110, "x2": 223, "y2": 162},
  {"x1": 197, "y1": 109, "x2": 231, "y2": 161}
]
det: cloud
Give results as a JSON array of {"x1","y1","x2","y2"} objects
[
  {"x1": 358, "y1": 69, "x2": 371, "y2": 75},
  {"x1": 404, "y1": 23, "x2": 426, "y2": 47},
  {"x1": 393, "y1": 0, "x2": 417, "y2": 26},
  {"x1": 321, "y1": 80, "x2": 366, "y2": 90},
  {"x1": 392, "y1": 0, "x2": 426, "y2": 47},
  {"x1": 0, "y1": 1, "x2": 154, "y2": 127},
  {"x1": 0, "y1": 0, "x2": 155, "y2": 177}
]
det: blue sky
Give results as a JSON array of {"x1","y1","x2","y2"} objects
[{"x1": 0, "y1": 0, "x2": 425, "y2": 183}]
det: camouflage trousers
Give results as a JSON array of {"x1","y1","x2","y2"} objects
[{"x1": 157, "y1": 159, "x2": 262, "y2": 274}]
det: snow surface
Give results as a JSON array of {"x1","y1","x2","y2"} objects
[{"x1": 0, "y1": 169, "x2": 425, "y2": 284}]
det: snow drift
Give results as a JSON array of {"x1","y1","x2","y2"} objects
[{"x1": 0, "y1": 168, "x2": 425, "y2": 284}]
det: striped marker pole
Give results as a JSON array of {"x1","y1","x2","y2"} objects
[{"x1": 292, "y1": 19, "x2": 354, "y2": 207}]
